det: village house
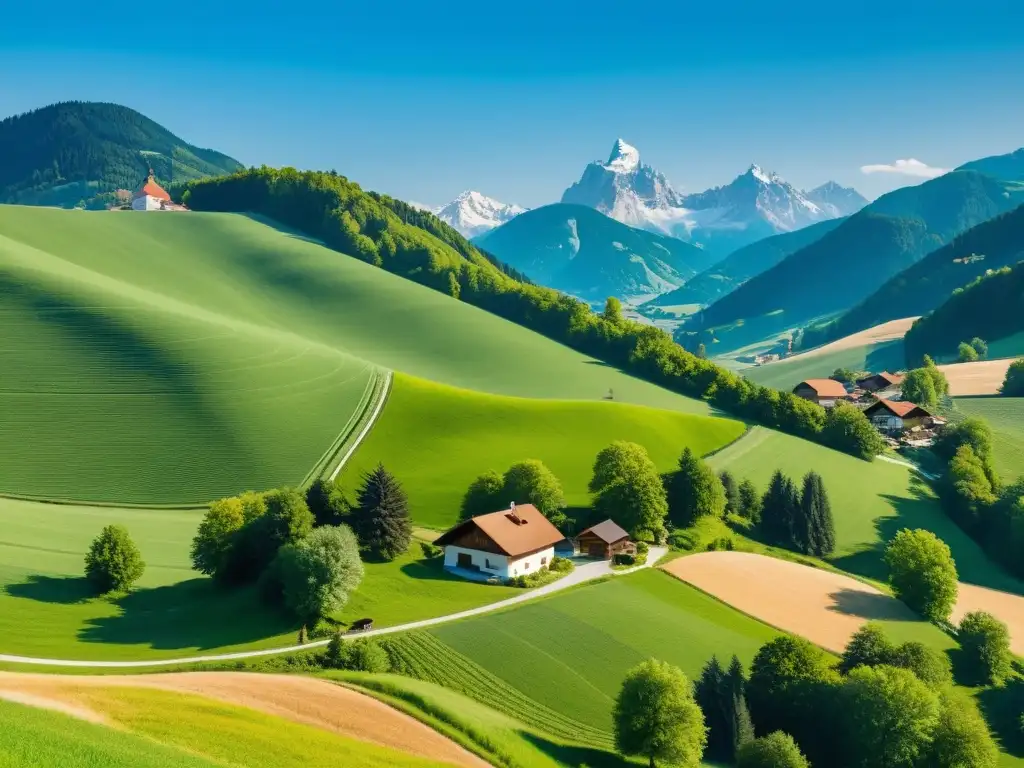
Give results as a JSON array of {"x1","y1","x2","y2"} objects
[
  {"x1": 434, "y1": 503, "x2": 564, "y2": 581},
  {"x1": 856, "y1": 371, "x2": 905, "y2": 393},
  {"x1": 575, "y1": 519, "x2": 634, "y2": 559},
  {"x1": 792, "y1": 378, "x2": 849, "y2": 407},
  {"x1": 863, "y1": 398, "x2": 933, "y2": 433},
  {"x1": 131, "y1": 169, "x2": 181, "y2": 211}
]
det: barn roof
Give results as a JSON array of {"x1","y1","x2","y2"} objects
[
  {"x1": 857, "y1": 371, "x2": 905, "y2": 387},
  {"x1": 795, "y1": 379, "x2": 848, "y2": 398},
  {"x1": 864, "y1": 398, "x2": 932, "y2": 418},
  {"x1": 434, "y1": 503, "x2": 563, "y2": 558},
  {"x1": 133, "y1": 170, "x2": 170, "y2": 201},
  {"x1": 577, "y1": 519, "x2": 630, "y2": 544}
]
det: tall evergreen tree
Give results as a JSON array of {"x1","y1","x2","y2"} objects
[
  {"x1": 720, "y1": 471, "x2": 741, "y2": 516},
  {"x1": 760, "y1": 471, "x2": 799, "y2": 549},
  {"x1": 727, "y1": 655, "x2": 755, "y2": 758},
  {"x1": 695, "y1": 656, "x2": 730, "y2": 762},
  {"x1": 668, "y1": 447, "x2": 726, "y2": 527},
  {"x1": 800, "y1": 472, "x2": 836, "y2": 556},
  {"x1": 351, "y1": 464, "x2": 412, "y2": 561},
  {"x1": 738, "y1": 479, "x2": 762, "y2": 523}
]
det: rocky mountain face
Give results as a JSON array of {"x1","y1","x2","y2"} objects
[
  {"x1": 560, "y1": 139, "x2": 862, "y2": 257},
  {"x1": 434, "y1": 190, "x2": 526, "y2": 238}
]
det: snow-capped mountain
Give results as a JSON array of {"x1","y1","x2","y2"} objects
[
  {"x1": 434, "y1": 191, "x2": 526, "y2": 238},
  {"x1": 561, "y1": 139, "x2": 861, "y2": 256},
  {"x1": 805, "y1": 181, "x2": 869, "y2": 218}
]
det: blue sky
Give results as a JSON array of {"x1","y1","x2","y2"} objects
[{"x1": 1, "y1": 0, "x2": 1021, "y2": 207}]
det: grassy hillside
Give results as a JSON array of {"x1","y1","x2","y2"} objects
[
  {"x1": 815, "y1": 203, "x2": 1024, "y2": 353},
  {"x1": 430, "y1": 569, "x2": 780, "y2": 732},
  {"x1": 474, "y1": 203, "x2": 714, "y2": 303},
  {"x1": 0, "y1": 102, "x2": 242, "y2": 209},
  {"x1": 0, "y1": 206, "x2": 716, "y2": 503},
  {"x1": 337, "y1": 375, "x2": 743, "y2": 530},
  {"x1": 648, "y1": 216, "x2": 844, "y2": 307},
  {"x1": 743, "y1": 338, "x2": 906, "y2": 391},
  {"x1": 956, "y1": 397, "x2": 1024, "y2": 481},
  {"x1": 692, "y1": 171, "x2": 1024, "y2": 350}
]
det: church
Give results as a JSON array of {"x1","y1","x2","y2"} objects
[{"x1": 131, "y1": 170, "x2": 178, "y2": 211}]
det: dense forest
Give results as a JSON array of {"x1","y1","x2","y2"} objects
[
  {"x1": 647, "y1": 216, "x2": 845, "y2": 308},
  {"x1": 958, "y1": 146, "x2": 1024, "y2": 182},
  {"x1": 180, "y1": 167, "x2": 882, "y2": 460},
  {"x1": 691, "y1": 171, "x2": 1022, "y2": 341},
  {"x1": 904, "y1": 261, "x2": 1024, "y2": 363},
  {"x1": 0, "y1": 101, "x2": 242, "y2": 209},
  {"x1": 803, "y1": 203, "x2": 1024, "y2": 350}
]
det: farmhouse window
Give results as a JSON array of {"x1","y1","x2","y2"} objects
[
  {"x1": 524, "y1": 562, "x2": 530, "y2": 569},
  {"x1": 541, "y1": 557, "x2": 548, "y2": 565}
]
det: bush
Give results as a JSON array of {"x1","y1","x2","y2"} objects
[
  {"x1": 419, "y1": 541, "x2": 442, "y2": 559},
  {"x1": 883, "y1": 528, "x2": 959, "y2": 622},
  {"x1": 506, "y1": 575, "x2": 528, "y2": 588},
  {"x1": 958, "y1": 611, "x2": 1012, "y2": 685},
  {"x1": 550, "y1": 556, "x2": 573, "y2": 573},
  {"x1": 958, "y1": 341, "x2": 980, "y2": 363},
  {"x1": 274, "y1": 524, "x2": 364, "y2": 621},
  {"x1": 706, "y1": 536, "x2": 734, "y2": 552},
  {"x1": 613, "y1": 553, "x2": 636, "y2": 566},
  {"x1": 325, "y1": 634, "x2": 390, "y2": 673},
  {"x1": 636, "y1": 541, "x2": 650, "y2": 556},
  {"x1": 84, "y1": 524, "x2": 145, "y2": 594},
  {"x1": 670, "y1": 530, "x2": 700, "y2": 551},
  {"x1": 1002, "y1": 358, "x2": 1024, "y2": 397},
  {"x1": 736, "y1": 731, "x2": 809, "y2": 768}
]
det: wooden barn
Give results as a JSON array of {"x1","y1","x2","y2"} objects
[
  {"x1": 857, "y1": 371, "x2": 905, "y2": 393},
  {"x1": 863, "y1": 398, "x2": 933, "y2": 433},
  {"x1": 576, "y1": 519, "x2": 634, "y2": 559},
  {"x1": 792, "y1": 378, "x2": 849, "y2": 407}
]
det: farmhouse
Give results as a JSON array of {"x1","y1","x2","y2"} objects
[
  {"x1": 863, "y1": 398, "x2": 933, "y2": 433},
  {"x1": 434, "y1": 503, "x2": 564, "y2": 580},
  {"x1": 576, "y1": 519, "x2": 634, "y2": 559},
  {"x1": 856, "y1": 371, "x2": 905, "y2": 393},
  {"x1": 132, "y1": 170, "x2": 173, "y2": 211},
  {"x1": 792, "y1": 379, "x2": 848, "y2": 407}
]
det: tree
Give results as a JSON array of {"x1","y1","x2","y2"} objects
[
  {"x1": 191, "y1": 496, "x2": 245, "y2": 580},
  {"x1": 697, "y1": 343, "x2": 707, "y2": 359},
  {"x1": 970, "y1": 337, "x2": 989, "y2": 359},
  {"x1": 275, "y1": 525, "x2": 364, "y2": 621},
  {"x1": 922, "y1": 355, "x2": 950, "y2": 398},
  {"x1": 590, "y1": 442, "x2": 669, "y2": 541},
  {"x1": 614, "y1": 659, "x2": 707, "y2": 768},
  {"x1": 957, "y1": 611, "x2": 1012, "y2": 685},
  {"x1": 720, "y1": 471, "x2": 741, "y2": 516},
  {"x1": 263, "y1": 487, "x2": 315, "y2": 553},
  {"x1": 935, "y1": 417, "x2": 994, "y2": 466},
  {"x1": 85, "y1": 525, "x2": 145, "y2": 594},
  {"x1": 759, "y1": 471, "x2": 799, "y2": 549},
  {"x1": 890, "y1": 641, "x2": 952, "y2": 689},
  {"x1": 736, "y1": 732, "x2": 809, "y2": 768},
  {"x1": 727, "y1": 655, "x2": 755, "y2": 757},
  {"x1": 926, "y1": 692, "x2": 998, "y2": 768},
  {"x1": 840, "y1": 665, "x2": 940, "y2": 768},
  {"x1": 797, "y1": 472, "x2": 835, "y2": 556},
  {"x1": 840, "y1": 622, "x2": 895, "y2": 674},
  {"x1": 884, "y1": 529, "x2": 959, "y2": 622},
  {"x1": 832, "y1": 367, "x2": 857, "y2": 383},
  {"x1": 958, "y1": 342, "x2": 980, "y2": 363},
  {"x1": 945, "y1": 444, "x2": 997, "y2": 528},
  {"x1": 305, "y1": 479, "x2": 349, "y2": 527},
  {"x1": 738, "y1": 479, "x2": 762, "y2": 523},
  {"x1": 668, "y1": 447, "x2": 726, "y2": 526},
  {"x1": 902, "y1": 367, "x2": 940, "y2": 408},
  {"x1": 1002, "y1": 358, "x2": 1024, "y2": 397},
  {"x1": 460, "y1": 469, "x2": 504, "y2": 520},
  {"x1": 351, "y1": 464, "x2": 412, "y2": 560},
  {"x1": 325, "y1": 634, "x2": 390, "y2": 672},
  {"x1": 695, "y1": 656, "x2": 729, "y2": 762},
  {"x1": 822, "y1": 401, "x2": 885, "y2": 459},
  {"x1": 603, "y1": 296, "x2": 623, "y2": 324},
  {"x1": 502, "y1": 460, "x2": 566, "y2": 527}
]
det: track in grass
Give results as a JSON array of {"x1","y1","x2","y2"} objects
[
  {"x1": 339, "y1": 374, "x2": 745, "y2": 530},
  {"x1": 429, "y1": 568, "x2": 780, "y2": 732}
]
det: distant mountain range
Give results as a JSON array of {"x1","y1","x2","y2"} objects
[
  {"x1": 0, "y1": 101, "x2": 242, "y2": 209},
  {"x1": 560, "y1": 138, "x2": 866, "y2": 256},
  {"x1": 474, "y1": 203, "x2": 715, "y2": 304},
  {"x1": 435, "y1": 190, "x2": 527, "y2": 238}
]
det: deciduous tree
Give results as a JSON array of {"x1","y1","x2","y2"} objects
[
  {"x1": 275, "y1": 524, "x2": 364, "y2": 621},
  {"x1": 502, "y1": 459, "x2": 566, "y2": 527},
  {"x1": 958, "y1": 341, "x2": 980, "y2": 363},
  {"x1": 720, "y1": 470, "x2": 741, "y2": 516},
  {"x1": 736, "y1": 732, "x2": 809, "y2": 768},
  {"x1": 1001, "y1": 358, "x2": 1024, "y2": 397},
  {"x1": 191, "y1": 496, "x2": 245, "y2": 580},
  {"x1": 668, "y1": 447, "x2": 726, "y2": 526},
  {"x1": 85, "y1": 524, "x2": 145, "y2": 594},
  {"x1": 926, "y1": 691, "x2": 998, "y2": 768},
  {"x1": 460, "y1": 469, "x2": 504, "y2": 520},
  {"x1": 957, "y1": 611, "x2": 1012, "y2": 685},
  {"x1": 884, "y1": 529, "x2": 959, "y2": 623},
  {"x1": 738, "y1": 479, "x2": 762, "y2": 523},
  {"x1": 351, "y1": 464, "x2": 412, "y2": 561},
  {"x1": 614, "y1": 659, "x2": 707, "y2": 768},
  {"x1": 902, "y1": 368, "x2": 939, "y2": 408},
  {"x1": 591, "y1": 442, "x2": 668, "y2": 541},
  {"x1": 840, "y1": 622, "x2": 895, "y2": 674}
]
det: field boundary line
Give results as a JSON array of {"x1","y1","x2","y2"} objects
[
  {"x1": 0, "y1": 546, "x2": 665, "y2": 669},
  {"x1": 327, "y1": 370, "x2": 392, "y2": 482}
]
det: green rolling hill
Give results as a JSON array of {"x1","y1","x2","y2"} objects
[{"x1": 0, "y1": 102, "x2": 242, "y2": 210}]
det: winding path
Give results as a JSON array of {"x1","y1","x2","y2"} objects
[{"x1": 0, "y1": 548, "x2": 667, "y2": 669}]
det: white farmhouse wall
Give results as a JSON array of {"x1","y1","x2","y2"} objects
[
  {"x1": 132, "y1": 195, "x2": 164, "y2": 211},
  {"x1": 443, "y1": 545, "x2": 555, "y2": 580}
]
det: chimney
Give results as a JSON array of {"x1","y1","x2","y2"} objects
[{"x1": 508, "y1": 501, "x2": 521, "y2": 525}]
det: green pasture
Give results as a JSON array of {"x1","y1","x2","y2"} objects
[
  {"x1": 0, "y1": 206, "x2": 711, "y2": 504},
  {"x1": 742, "y1": 338, "x2": 906, "y2": 391},
  {"x1": 708, "y1": 427, "x2": 1024, "y2": 593},
  {"x1": 0, "y1": 498, "x2": 514, "y2": 660},
  {"x1": 430, "y1": 568, "x2": 780, "y2": 732},
  {"x1": 339, "y1": 374, "x2": 744, "y2": 529},
  {"x1": 955, "y1": 397, "x2": 1024, "y2": 481}
]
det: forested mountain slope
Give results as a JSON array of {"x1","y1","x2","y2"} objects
[
  {"x1": 803, "y1": 203, "x2": 1024, "y2": 350},
  {"x1": 691, "y1": 170, "x2": 1024, "y2": 335},
  {"x1": 957, "y1": 145, "x2": 1024, "y2": 182},
  {"x1": 474, "y1": 203, "x2": 715, "y2": 303},
  {"x1": 647, "y1": 216, "x2": 844, "y2": 307},
  {"x1": 0, "y1": 101, "x2": 242, "y2": 209}
]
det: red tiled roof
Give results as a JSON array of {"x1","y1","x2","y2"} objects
[
  {"x1": 434, "y1": 504, "x2": 564, "y2": 558},
  {"x1": 865, "y1": 398, "x2": 931, "y2": 418},
  {"x1": 796, "y1": 379, "x2": 848, "y2": 398},
  {"x1": 133, "y1": 173, "x2": 170, "y2": 201}
]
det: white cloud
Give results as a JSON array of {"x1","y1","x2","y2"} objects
[
  {"x1": 406, "y1": 200, "x2": 435, "y2": 212},
  {"x1": 860, "y1": 158, "x2": 950, "y2": 179}
]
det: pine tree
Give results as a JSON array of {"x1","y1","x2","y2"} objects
[
  {"x1": 695, "y1": 655, "x2": 730, "y2": 762},
  {"x1": 351, "y1": 464, "x2": 412, "y2": 561},
  {"x1": 727, "y1": 655, "x2": 755, "y2": 758},
  {"x1": 760, "y1": 471, "x2": 799, "y2": 549},
  {"x1": 720, "y1": 471, "x2": 740, "y2": 516},
  {"x1": 738, "y1": 479, "x2": 761, "y2": 523},
  {"x1": 800, "y1": 472, "x2": 836, "y2": 556}
]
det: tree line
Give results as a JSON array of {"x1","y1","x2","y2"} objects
[{"x1": 178, "y1": 167, "x2": 883, "y2": 461}]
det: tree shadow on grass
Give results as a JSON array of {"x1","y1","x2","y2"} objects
[
  {"x1": 977, "y1": 676, "x2": 1024, "y2": 757},
  {"x1": 5, "y1": 575, "x2": 94, "y2": 605},
  {"x1": 78, "y1": 578, "x2": 297, "y2": 652},
  {"x1": 826, "y1": 588, "x2": 918, "y2": 622},
  {"x1": 398, "y1": 557, "x2": 466, "y2": 583},
  {"x1": 519, "y1": 731, "x2": 632, "y2": 768}
]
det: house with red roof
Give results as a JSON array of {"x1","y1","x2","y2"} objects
[
  {"x1": 792, "y1": 378, "x2": 849, "y2": 408},
  {"x1": 131, "y1": 169, "x2": 173, "y2": 211},
  {"x1": 863, "y1": 398, "x2": 933, "y2": 433}
]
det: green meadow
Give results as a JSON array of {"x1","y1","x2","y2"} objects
[
  {"x1": 742, "y1": 338, "x2": 906, "y2": 391},
  {"x1": 956, "y1": 396, "x2": 1024, "y2": 481},
  {"x1": 339, "y1": 374, "x2": 745, "y2": 530}
]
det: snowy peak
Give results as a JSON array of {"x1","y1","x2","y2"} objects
[
  {"x1": 746, "y1": 164, "x2": 779, "y2": 185},
  {"x1": 806, "y1": 181, "x2": 869, "y2": 218},
  {"x1": 435, "y1": 190, "x2": 527, "y2": 238},
  {"x1": 606, "y1": 138, "x2": 641, "y2": 172}
]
